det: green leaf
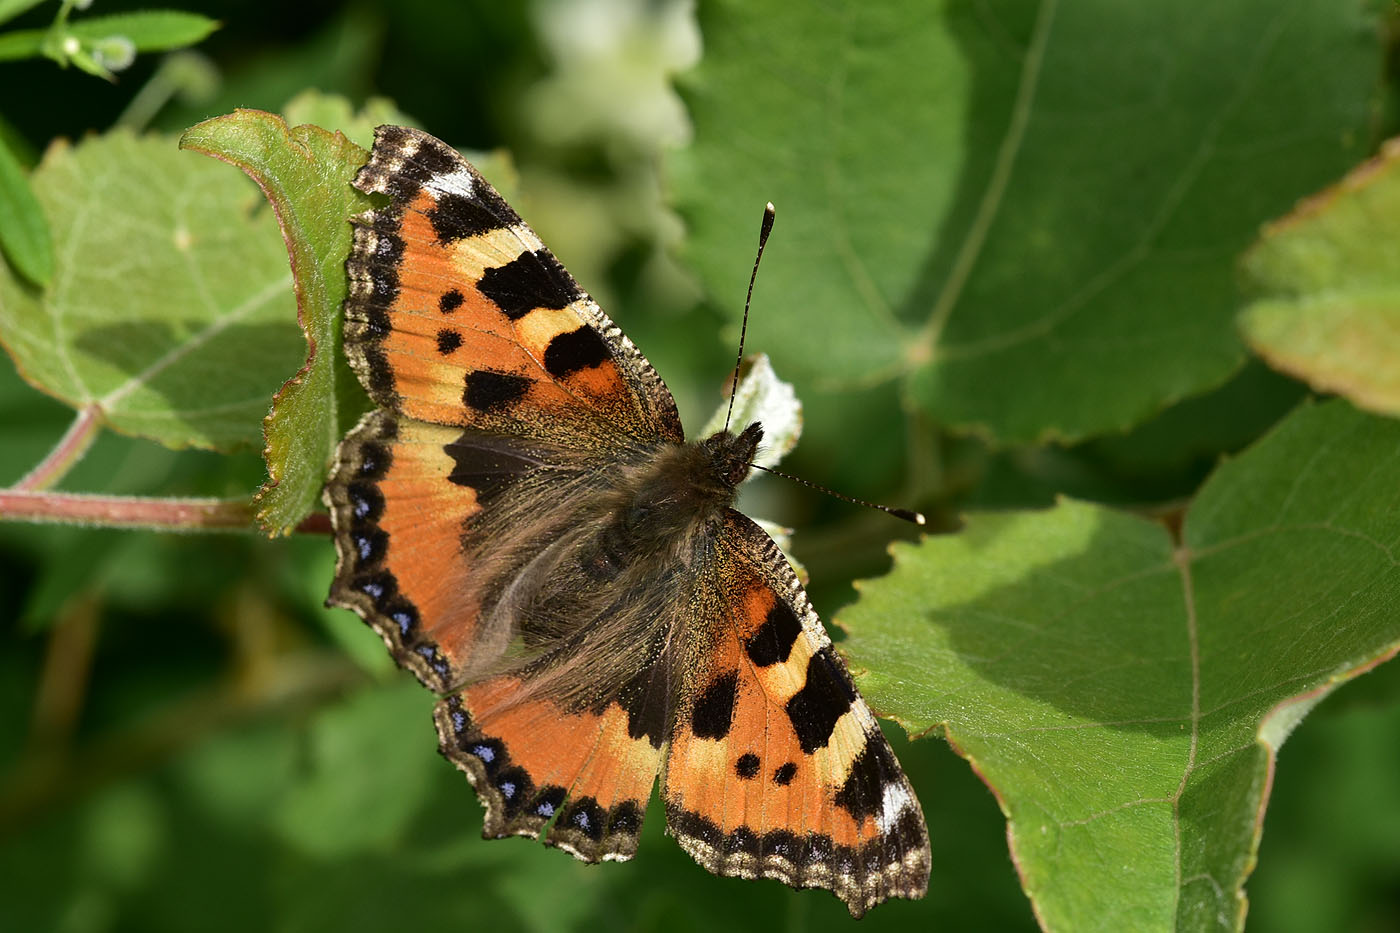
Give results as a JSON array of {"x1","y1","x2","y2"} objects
[
  {"x1": 0, "y1": 0, "x2": 45, "y2": 29},
  {"x1": 839, "y1": 399, "x2": 1400, "y2": 930},
  {"x1": 0, "y1": 130, "x2": 302, "y2": 451},
  {"x1": 0, "y1": 130, "x2": 52, "y2": 285},
  {"x1": 66, "y1": 11, "x2": 220, "y2": 52},
  {"x1": 181, "y1": 108, "x2": 375, "y2": 534},
  {"x1": 674, "y1": 0, "x2": 1381, "y2": 443},
  {"x1": 0, "y1": 13, "x2": 217, "y2": 67},
  {"x1": 1240, "y1": 138, "x2": 1400, "y2": 417},
  {"x1": 0, "y1": 30, "x2": 42, "y2": 62}
]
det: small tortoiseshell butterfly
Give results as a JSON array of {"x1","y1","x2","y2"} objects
[{"x1": 324, "y1": 125, "x2": 929, "y2": 916}]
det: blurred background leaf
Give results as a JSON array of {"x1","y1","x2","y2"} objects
[
  {"x1": 1241, "y1": 137, "x2": 1400, "y2": 417},
  {"x1": 0, "y1": 128, "x2": 52, "y2": 286},
  {"x1": 675, "y1": 0, "x2": 1383, "y2": 446}
]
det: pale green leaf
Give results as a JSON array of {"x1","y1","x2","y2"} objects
[
  {"x1": 1240, "y1": 138, "x2": 1400, "y2": 417},
  {"x1": 0, "y1": 130, "x2": 301, "y2": 451},
  {"x1": 180, "y1": 108, "x2": 374, "y2": 534},
  {"x1": 280, "y1": 89, "x2": 417, "y2": 152},
  {"x1": 840, "y1": 399, "x2": 1400, "y2": 931}
]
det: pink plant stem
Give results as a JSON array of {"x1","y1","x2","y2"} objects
[
  {"x1": 0, "y1": 490, "x2": 331, "y2": 534},
  {"x1": 14, "y1": 403, "x2": 103, "y2": 491}
]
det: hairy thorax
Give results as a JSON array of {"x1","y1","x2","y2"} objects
[
  {"x1": 464, "y1": 422, "x2": 764, "y2": 707},
  {"x1": 586, "y1": 422, "x2": 764, "y2": 574}
]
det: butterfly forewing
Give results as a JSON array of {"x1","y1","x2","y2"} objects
[{"x1": 343, "y1": 124, "x2": 682, "y2": 443}]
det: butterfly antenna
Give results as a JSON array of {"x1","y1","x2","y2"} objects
[
  {"x1": 750, "y1": 463, "x2": 927, "y2": 526},
  {"x1": 724, "y1": 202, "x2": 777, "y2": 432}
]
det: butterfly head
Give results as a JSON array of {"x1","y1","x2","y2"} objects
[{"x1": 699, "y1": 421, "x2": 764, "y2": 490}]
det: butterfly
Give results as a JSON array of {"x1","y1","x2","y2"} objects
[{"x1": 323, "y1": 125, "x2": 929, "y2": 916}]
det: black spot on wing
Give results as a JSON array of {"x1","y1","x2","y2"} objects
[
  {"x1": 724, "y1": 826, "x2": 759, "y2": 857},
  {"x1": 665, "y1": 803, "x2": 722, "y2": 850},
  {"x1": 492, "y1": 765, "x2": 535, "y2": 821},
  {"x1": 759, "y1": 828, "x2": 803, "y2": 862},
  {"x1": 439, "y1": 289, "x2": 464, "y2": 313},
  {"x1": 436, "y1": 329, "x2": 463, "y2": 355},
  {"x1": 530, "y1": 784, "x2": 568, "y2": 819},
  {"x1": 443, "y1": 433, "x2": 540, "y2": 504},
  {"x1": 607, "y1": 800, "x2": 643, "y2": 836},
  {"x1": 349, "y1": 231, "x2": 402, "y2": 308},
  {"x1": 361, "y1": 343, "x2": 395, "y2": 402},
  {"x1": 614, "y1": 661, "x2": 669, "y2": 750},
  {"x1": 833, "y1": 735, "x2": 900, "y2": 822},
  {"x1": 479, "y1": 249, "x2": 581, "y2": 320},
  {"x1": 383, "y1": 598, "x2": 418, "y2": 638},
  {"x1": 561, "y1": 796, "x2": 606, "y2": 842},
  {"x1": 350, "y1": 527, "x2": 387, "y2": 565},
  {"x1": 543, "y1": 325, "x2": 610, "y2": 378},
  {"x1": 691, "y1": 670, "x2": 739, "y2": 740},
  {"x1": 356, "y1": 440, "x2": 390, "y2": 479},
  {"x1": 347, "y1": 227, "x2": 402, "y2": 304},
  {"x1": 735, "y1": 753, "x2": 760, "y2": 779},
  {"x1": 772, "y1": 761, "x2": 796, "y2": 785},
  {"x1": 745, "y1": 601, "x2": 803, "y2": 667},
  {"x1": 429, "y1": 191, "x2": 507, "y2": 243},
  {"x1": 463, "y1": 370, "x2": 531, "y2": 413},
  {"x1": 345, "y1": 481, "x2": 384, "y2": 522},
  {"x1": 784, "y1": 648, "x2": 857, "y2": 753}
]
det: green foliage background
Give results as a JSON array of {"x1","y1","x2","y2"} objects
[{"x1": 3, "y1": 1, "x2": 1400, "y2": 930}]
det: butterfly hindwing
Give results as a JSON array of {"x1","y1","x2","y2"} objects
[
  {"x1": 326, "y1": 405, "x2": 609, "y2": 691},
  {"x1": 663, "y1": 512, "x2": 930, "y2": 917},
  {"x1": 435, "y1": 670, "x2": 666, "y2": 861}
]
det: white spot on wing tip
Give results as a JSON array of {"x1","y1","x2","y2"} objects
[
  {"x1": 424, "y1": 167, "x2": 476, "y2": 198},
  {"x1": 875, "y1": 782, "x2": 915, "y2": 834}
]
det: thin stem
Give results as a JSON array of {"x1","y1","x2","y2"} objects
[
  {"x1": 0, "y1": 490, "x2": 331, "y2": 534},
  {"x1": 15, "y1": 403, "x2": 102, "y2": 491},
  {"x1": 28, "y1": 591, "x2": 101, "y2": 752}
]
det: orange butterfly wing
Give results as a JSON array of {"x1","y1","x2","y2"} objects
[
  {"x1": 344, "y1": 124, "x2": 681, "y2": 442},
  {"x1": 326, "y1": 126, "x2": 682, "y2": 690},
  {"x1": 663, "y1": 512, "x2": 929, "y2": 916}
]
